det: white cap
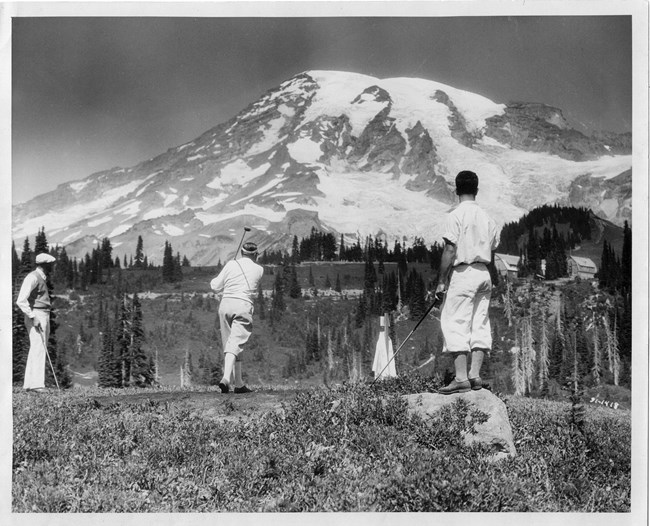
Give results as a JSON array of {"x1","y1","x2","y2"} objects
[
  {"x1": 241, "y1": 242, "x2": 258, "y2": 256},
  {"x1": 35, "y1": 253, "x2": 56, "y2": 264}
]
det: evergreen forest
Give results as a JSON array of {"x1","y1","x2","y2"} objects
[{"x1": 11, "y1": 205, "x2": 633, "y2": 405}]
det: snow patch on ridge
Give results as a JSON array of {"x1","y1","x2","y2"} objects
[
  {"x1": 143, "y1": 208, "x2": 177, "y2": 221},
  {"x1": 244, "y1": 104, "x2": 294, "y2": 157},
  {"x1": 195, "y1": 204, "x2": 285, "y2": 226},
  {"x1": 61, "y1": 230, "x2": 82, "y2": 244},
  {"x1": 162, "y1": 224, "x2": 185, "y2": 236},
  {"x1": 208, "y1": 161, "x2": 270, "y2": 189},
  {"x1": 69, "y1": 180, "x2": 90, "y2": 192},
  {"x1": 87, "y1": 216, "x2": 112, "y2": 228},
  {"x1": 109, "y1": 224, "x2": 131, "y2": 238},
  {"x1": 288, "y1": 137, "x2": 323, "y2": 164},
  {"x1": 232, "y1": 177, "x2": 285, "y2": 205},
  {"x1": 13, "y1": 179, "x2": 144, "y2": 240}
]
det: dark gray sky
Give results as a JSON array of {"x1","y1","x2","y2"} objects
[{"x1": 11, "y1": 15, "x2": 632, "y2": 204}]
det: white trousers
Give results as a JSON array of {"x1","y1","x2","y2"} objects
[
  {"x1": 218, "y1": 298, "x2": 254, "y2": 360},
  {"x1": 23, "y1": 310, "x2": 50, "y2": 390},
  {"x1": 440, "y1": 264, "x2": 492, "y2": 353}
]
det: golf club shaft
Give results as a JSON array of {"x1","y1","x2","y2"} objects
[
  {"x1": 39, "y1": 328, "x2": 60, "y2": 390},
  {"x1": 234, "y1": 227, "x2": 251, "y2": 259},
  {"x1": 371, "y1": 299, "x2": 441, "y2": 386}
]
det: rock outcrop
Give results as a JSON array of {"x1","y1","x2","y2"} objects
[{"x1": 403, "y1": 390, "x2": 517, "y2": 461}]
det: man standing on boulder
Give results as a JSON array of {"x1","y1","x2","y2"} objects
[
  {"x1": 435, "y1": 170, "x2": 499, "y2": 395},
  {"x1": 16, "y1": 252, "x2": 57, "y2": 392},
  {"x1": 210, "y1": 241, "x2": 264, "y2": 394}
]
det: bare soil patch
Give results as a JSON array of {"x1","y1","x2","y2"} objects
[{"x1": 91, "y1": 389, "x2": 300, "y2": 423}]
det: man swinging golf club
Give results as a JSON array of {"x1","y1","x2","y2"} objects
[
  {"x1": 210, "y1": 234, "x2": 264, "y2": 394},
  {"x1": 436, "y1": 170, "x2": 499, "y2": 395},
  {"x1": 15, "y1": 252, "x2": 57, "y2": 392}
]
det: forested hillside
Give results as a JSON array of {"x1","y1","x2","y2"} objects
[{"x1": 12, "y1": 207, "x2": 633, "y2": 403}]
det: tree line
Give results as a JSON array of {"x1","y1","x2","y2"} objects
[
  {"x1": 11, "y1": 228, "x2": 192, "y2": 386},
  {"x1": 96, "y1": 293, "x2": 155, "y2": 388},
  {"x1": 13, "y1": 232, "x2": 191, "y2": 292},
  {"x1": 497, "y1": 204, "x2": 595, "y2": 279},
  {"x1": 258, "y1": 227, "x2": 446, "y2": 269}
]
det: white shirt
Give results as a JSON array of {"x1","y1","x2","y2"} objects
[
  {"x1": 210, "y1": 258, "x2": 264, "y2": 303},
  {"x1": 442, "y1": 200, "x2": 499, "y2": 266},
  {"x1": 16, "y1": 268, "x2": 47, "y2": 318}
]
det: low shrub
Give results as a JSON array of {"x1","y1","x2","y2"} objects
[{"x1": 12, "y1": 383, "x2": 631, "y2": 512}]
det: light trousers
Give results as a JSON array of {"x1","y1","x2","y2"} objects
[
  {"x1": 218, "y1": 298, "x2": 254, "y2": 360},
  {"x1": 440, "y1": 264, "x2": 492, "y2": 354},
  {"x1": 23, "y1": 310, "x2": 50, "y2": 390}
]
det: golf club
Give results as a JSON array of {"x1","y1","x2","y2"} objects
[
  {"x1": 371, "y1": 291, "x2": 444, "y2": 386},
  {"x1": 234, "y1": 227, "x2": 251, "y2": 259},
  {"x1": 38, "y1": 327, "x2": 60, "y2": 390}
]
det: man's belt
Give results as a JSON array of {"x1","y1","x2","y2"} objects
[
  {"x1": 454, "y1": 261, "x2": 488, "y2": 268},
  {"x1": 32, "y1": 306, "x2": 52, "y2": 310}
]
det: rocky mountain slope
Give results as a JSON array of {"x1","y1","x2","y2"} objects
[{"x1": 12, "y1": 70, "x2": 632, "y2": 265}]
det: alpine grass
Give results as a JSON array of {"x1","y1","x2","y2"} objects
[{"x1": 13, "y1": 381, "x2": 631, "y2": 512}]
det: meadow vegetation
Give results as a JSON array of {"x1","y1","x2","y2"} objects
[{"x1": 13, "y1": 378, "x2": 631, "y2": 512}]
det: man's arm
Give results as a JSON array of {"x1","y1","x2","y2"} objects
[
  {"x1": 16, "y1": 273, "x2": 44, "y2": 330},
  {"x1": 436, "y1": 240, "x2": 457, "y2": 294},
  {"x1": 16, "y1": 273, "x2": 37, "y2": 318},
  {"x1": 210, "y1": 263, "x2": 231, "y2": 298}
]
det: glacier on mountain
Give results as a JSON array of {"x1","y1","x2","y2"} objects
[{"x1": 12, "y1": 70, "x2": 632, "y2": 265}]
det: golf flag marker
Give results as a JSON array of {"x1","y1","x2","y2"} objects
[{"x1": 372, "y1": 313, "x2": 397, "y2": 380}]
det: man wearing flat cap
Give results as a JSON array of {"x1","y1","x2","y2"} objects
[
  {"x1": 210, "y1": 242, "x2": 264, "y2": 394},
  {"x1": 16, "y1": 252, "x2": 56, "y2": 392}
]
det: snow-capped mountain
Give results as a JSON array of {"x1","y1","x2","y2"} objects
[{"x1": 12, "y1": 70, "x2": 632, "y2": 265}]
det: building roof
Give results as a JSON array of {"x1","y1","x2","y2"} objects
[
  {"x1": 568, "y1": 255, "x2": 597, "y2": 271},
  {"x1": 495, "y1": 253, "x2": 520, "y2": 270}
]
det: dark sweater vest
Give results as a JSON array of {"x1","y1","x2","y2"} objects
[{"x1": 27, "y1": 271, "x2": 51, "y2": 310}]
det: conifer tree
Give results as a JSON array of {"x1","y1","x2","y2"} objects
[
  {"x1": 130, "y1": 292, "x2": 151, "y2": 386},
  {"x1": 621, "y1": 220, "x2": 632, "y2": 296},
  {"x1": 335, "y1": 273, "x2": 342, "y2": 293},
  {"x1": 289, "y1": 265, "x2": 302, "y2": 298},
  {"x1": 603, "y1": 313, "x2": 621, "y2": 386},
  {"x1": 116, "y1": 296, "x2": 131, "y2": 387},
  {"x1": 363, "y1": 255, "x2": 377, "y2": 292},
  {"x1": 46, "y1": 309, "x2": 71, "y2": 388},
  {"x1": 181, "y1": 349, "x2": 193, "y2": 387},
  {"x1": 355, "y1": 292, "x2": 367, "y2": 328},
  {"x1": 34, "y1": 227, "x2": 49, "y2": 256},
  {"x1": 134, "y1": 235, "x2": 145, "y2": 269},
  {"x1": 256, "y1": 284, "x2": 267, "y2": 320},
  {"x1": 98, "y1": 319, "x2": 119, "y2": 387},
  {"x1": 270, "y1": 268, "x2": 286, "y2": 323},
  {"x1": 162, "y1": 241, "x2": 175, "y2": 282},
  {"x1": 12, "y1": 241, "x2": 20, "y2": 279},
  {"x1": 590, "y1": 314, "x2": 602, "y2": 386},
  {"x1": 408, "y1": 269, "x2": 426, "y2": 319},
  {"x1": 538, "y1": 309, "x2": 550, "y2": 392},
  {"x1": 175, "y1": 252, "x2": 183, "y2": 281},
  {"x1": 20, "y1": 237, "x2": 33, "y2": 271},
  {"x1": 291, "y1": 235, "x2": 300, "y2": 264}
]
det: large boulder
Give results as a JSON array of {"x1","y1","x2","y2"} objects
[{"x1": 402, "y1": 390, "x2": 516, "y2": 461}]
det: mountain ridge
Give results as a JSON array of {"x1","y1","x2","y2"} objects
[{"x1": 12, "y1": 70, "x2": 632, "y2": 265}]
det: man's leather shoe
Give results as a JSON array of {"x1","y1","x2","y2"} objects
[{"x1": 438, "y1": 379, "x2": 471, "y2": 395}]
